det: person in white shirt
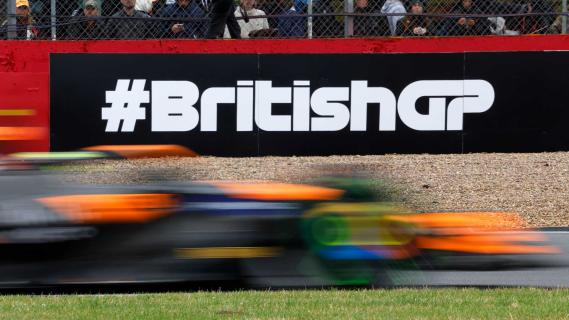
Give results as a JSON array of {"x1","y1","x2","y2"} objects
[
  {"x1": 381, "y1": 0, "x2": 406, "y2": 36},
  {"x1": 224, "y1": 0, "x2": 269, "y2": 38}
]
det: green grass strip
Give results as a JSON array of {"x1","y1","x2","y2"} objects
[{"x1": 1, "y1": 288, "x2": 569, "y2": 319}]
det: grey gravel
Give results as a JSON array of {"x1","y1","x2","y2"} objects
[{"x1": 63, "y1": 152, "x2": 569, "y2": 228}]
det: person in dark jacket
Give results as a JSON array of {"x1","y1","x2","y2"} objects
[
  {"x1": 67, "y1": 0, "x2": 105, "y2": 39},
  {"x1": 449, "y1": 0, "x2": 491, "y2": 35},
  {"x1": 396, "y1": 0, "x2": 430, "y2": 36},
  {"x1": 353, "y1": 0, "x2": 390, "y2": 36},
  {"x1": 105, "y1": 0, "x2": 152, "y2": 39},
  {"x1": 157, "y1": 0, "x2": 206, "y2": 38}
]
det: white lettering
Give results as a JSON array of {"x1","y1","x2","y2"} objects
[
  {"x1": 109, "y1": 79, "x2": 495, "y2": 133},
  {"x1": 151, "y1": 81, "x2": 199, "y2": 132},
  {"x1": 293, "y1": 81, "x2": 311, "y2": 131},
  {"x1": 311, "y1": 87, "x2": 350, "y2": 131},
  {"x1": 255, "y1": 81, "x2": 292, "y2": 132},
  {"x1": 446, "y1": 80, "x2": 495, "y2": 130},
  {"x1": 200, "y1": 87, "x2": 236, "y2": 131},
  {"x1": 236, "y1": 81, "x2": 254, "y2": 132},
  {"x1": 350, "y1": 81, "x2": 397, "y2": 131}
]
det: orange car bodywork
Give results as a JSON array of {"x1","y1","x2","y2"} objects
[
  {"x1": 211, "y1": 182, "x2": 345, "y2": 201},
  {"x1": 37, "y1": 194, "x2": 178, "y2": 224},
  {"x1": 387, "y1": 212, "x2": 560, "y2": 255}
]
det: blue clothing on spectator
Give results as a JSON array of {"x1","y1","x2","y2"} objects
[
  {"x1": 158, "y1": 2, "x2": 207, "y2": 38},
  {"x1": 277, "y1": 6, "x2": 306, "y2": 37}
]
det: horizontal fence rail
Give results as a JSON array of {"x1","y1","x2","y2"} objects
[{"x1": 1, "y1": 0, "x2": 568, "y2": 39}]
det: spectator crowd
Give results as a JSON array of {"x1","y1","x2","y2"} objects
[{"x1": 0, "y1": 0, "x2": 564, "y2": 39}]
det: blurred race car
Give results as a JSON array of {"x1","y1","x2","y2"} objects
[{"x1": 0, "y1": 146, "x2": 559, "y2": 288}]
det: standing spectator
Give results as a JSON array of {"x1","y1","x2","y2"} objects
[
  {"x1": 205, "y1": 0, "x2": 241, "y2": 38},
  {"x1": 67, "y1": 0, "x2": 105, "y2": 39},
  {"x1": 223, "y1": 0, "x2": 270, "y2": 38},
  {"x1": 105, "y1": 0, "x2": 152, "y2": 39},
  {"x1": 380, "y1": 0, "x2": 406, "y2": 35},
  {"x1": 0, "y1": 0, "x2": 40, "y2": 39},
  {"x1": 396, "y1": 0, "x2": 430, "y2": 36},
  {"x1": 277, "y1": 0, "x2": 306, "y2": 37},
  {"x1": 158, "y1": 0, "x2": 206, "y2": 38},
  {"x1": 353, "y1": 0, "x2": 389, "y2": 36},
  {"x1": 450, "y1": 0, "x2": 491, "y2": 35}
]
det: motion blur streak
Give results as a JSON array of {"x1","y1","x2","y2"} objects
[
  {"x1": 388, "y1": 212, "x2": 560, "y2": 255},
  {"x1": 415, "y1": 234, "x2": 560, "y2": 254},
  {"x1": 0, "y1": 147, "x2": 564, "y2": 288},
  {"x1": 0, "y1": 109, "x2": 35, "y2": 116},
  {"x1": 175, "y1": 247, "x2": 282, "y2": 259},
  {"x1": 388, "y1": 212, "x2": 526, "y2": 229},
  {"x1": 0, "y1": 127, "x2": 46, "y2": 140},
  {"x1": 10, "y1": 151, "x2": 108, "y2": 160},
  {"x1": 82, "y1": 145, "x2": 199, "y2": 159},
  {"x1": 37, "y1": 194, "x2": 178, "y2": 223},
  {"x1": 212, "y1": 182, "x2": 345, "y2": 201}
]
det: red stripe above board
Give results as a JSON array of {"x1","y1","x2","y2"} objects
[{"x1": 1, "y1": 36, "x2": 569, "y2": 72}]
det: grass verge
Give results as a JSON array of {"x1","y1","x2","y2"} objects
[{"x1": 1, "y1": 288, "x2": 569, "y2": 319}]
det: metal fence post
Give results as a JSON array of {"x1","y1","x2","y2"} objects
[
  {"x1": 307, "y1": 0, "x2": 313, "y2": 39},
  {"x1": 50, "y1": 0, "x2": 56, "y2": 39},
  {"x1": 563, "y1": 0, "x2": 567, "y2": 34},
  {"x1": 7, "y1": 0, "x2": 16, "y2": 39},
  {"x1": 344, "y1": 0, "x2": 353, "y2": 37}
]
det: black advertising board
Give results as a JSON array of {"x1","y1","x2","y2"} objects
[
  {"x1": 462, "y1": 52, "x2": 569, "y2": 153},
  {"x1": 50, "y1": 52, "x2": 569, "y2": 156}
]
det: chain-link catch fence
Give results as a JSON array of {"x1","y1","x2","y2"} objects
[{"x1": 1, "y1": 0, "x2": 567, "y2": 39}]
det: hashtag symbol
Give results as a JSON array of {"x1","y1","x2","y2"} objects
[{"x1": 102, "y1": 79, "x2": 149, "y2": 132}]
